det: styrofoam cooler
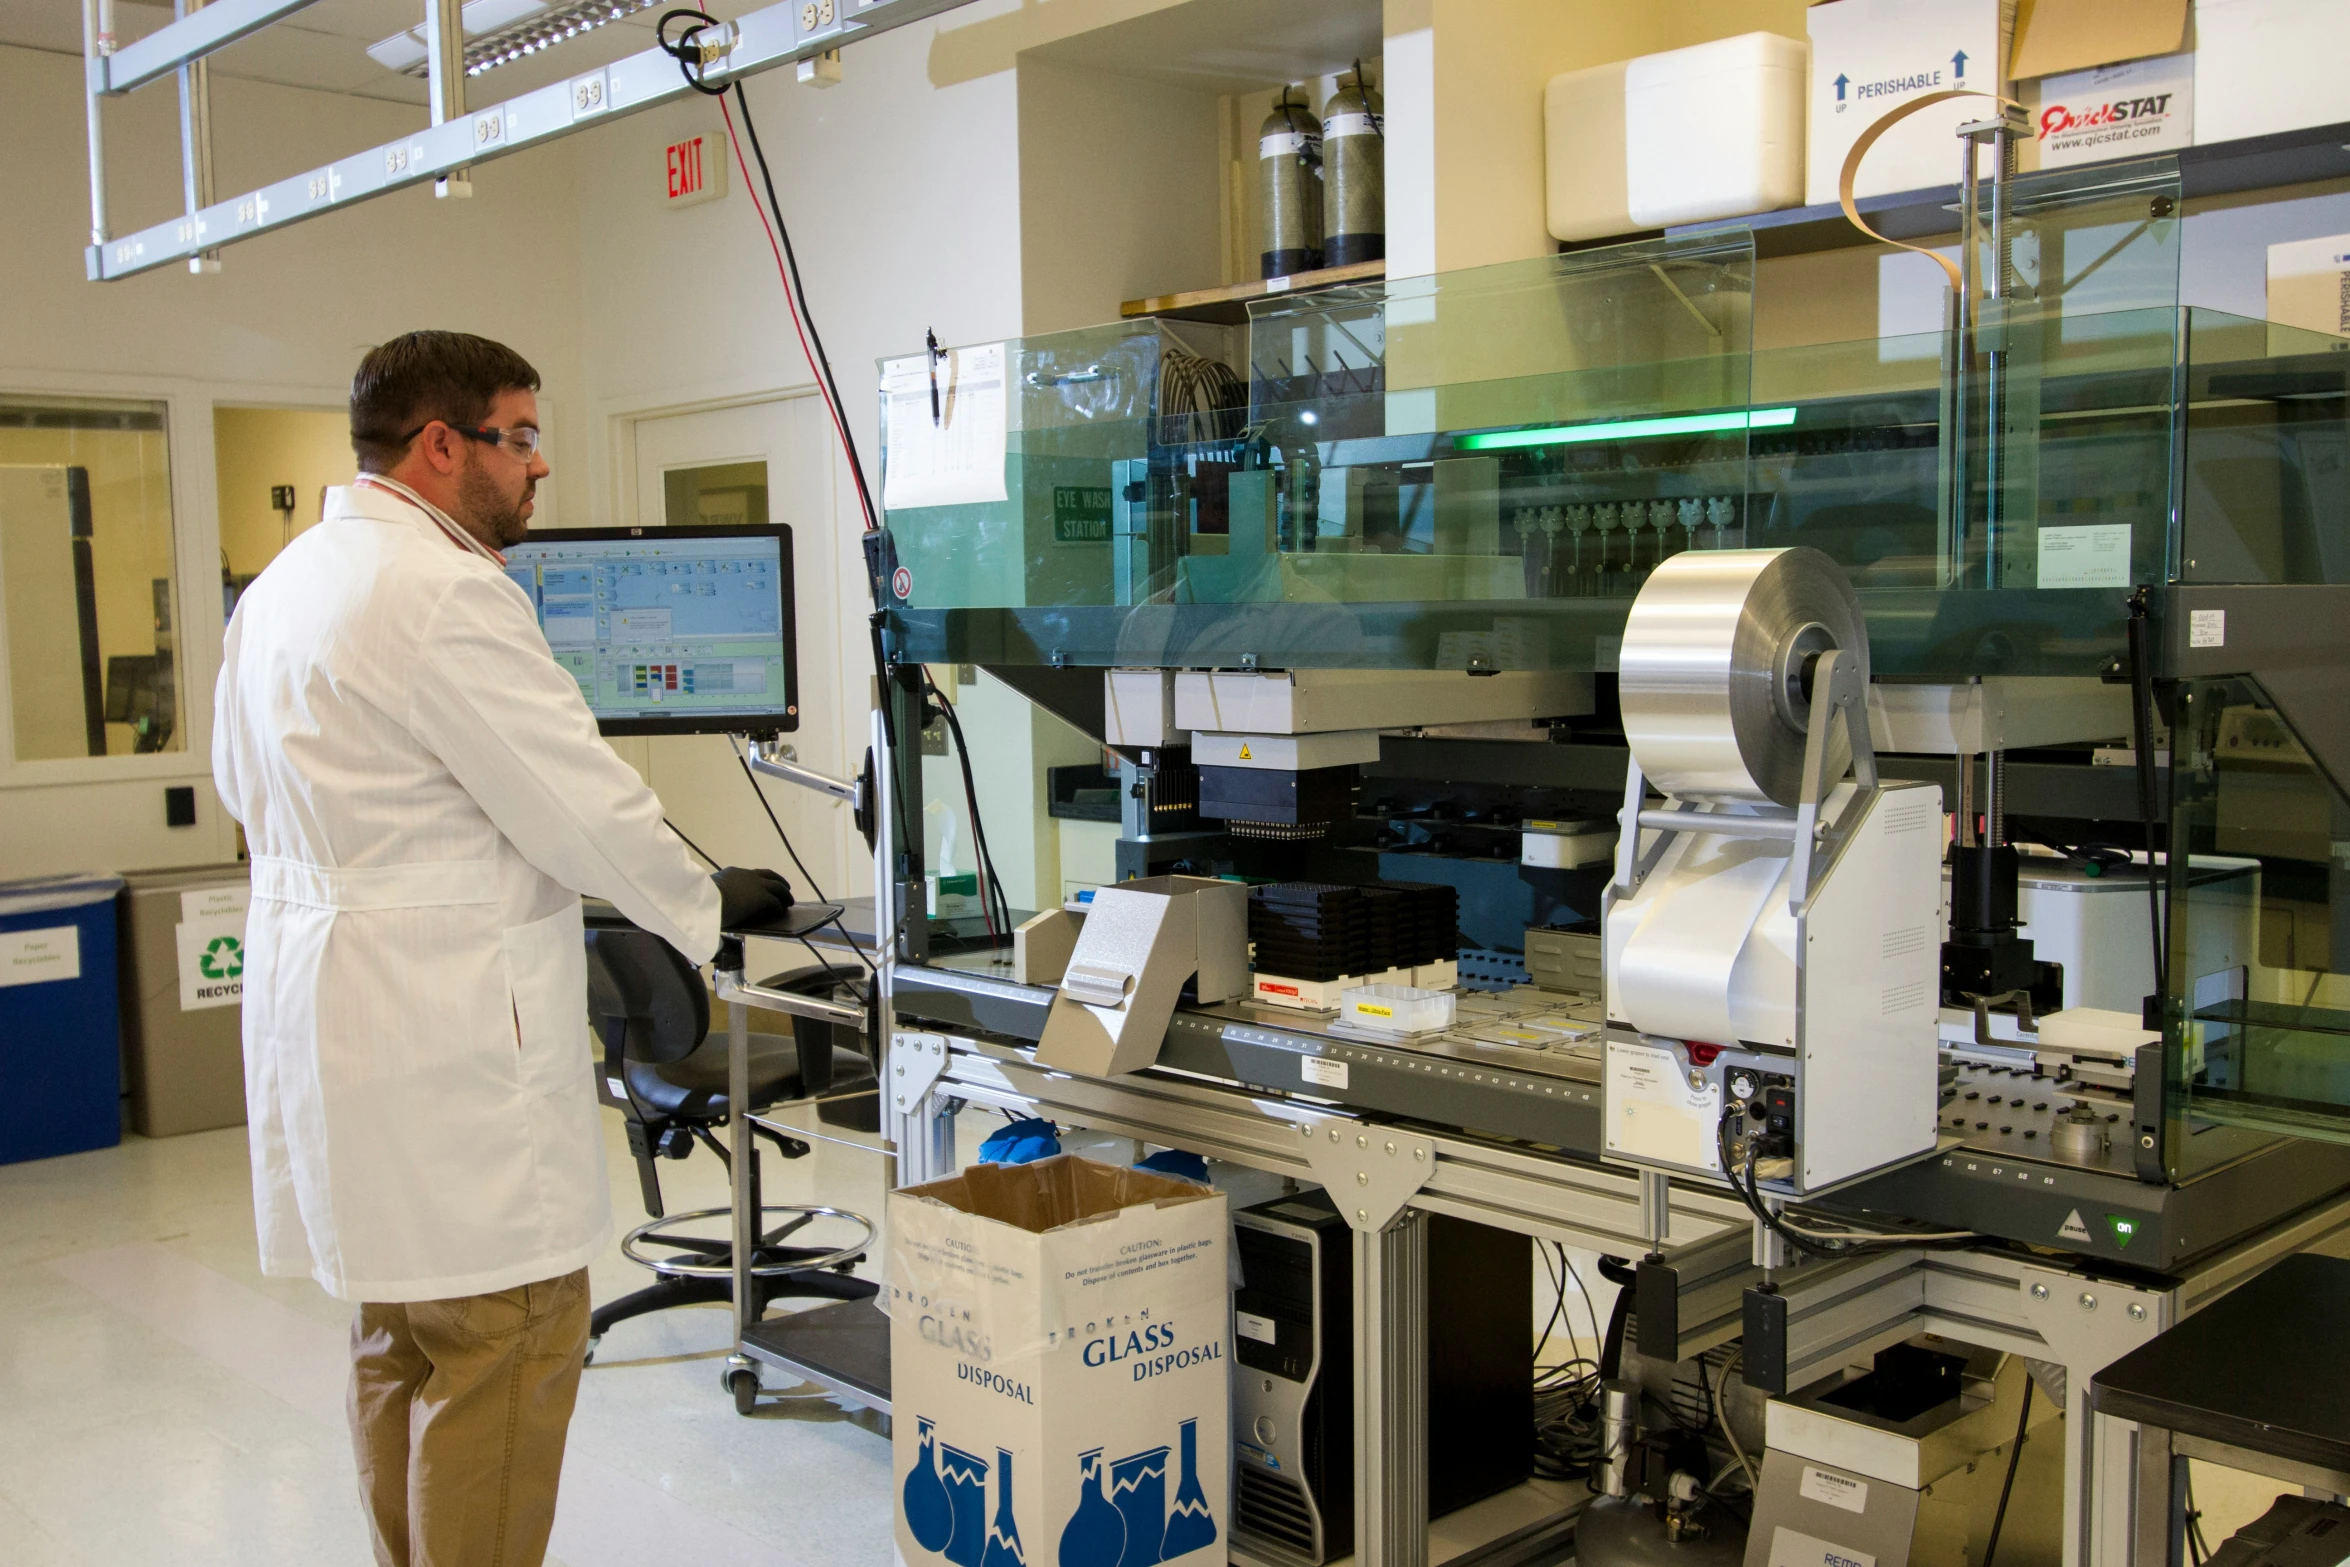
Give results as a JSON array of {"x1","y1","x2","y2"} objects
[
  {"x1": 0, "y1": 874, "x2": 127, "y2": 1164},
  {"x1": 889, "y1": 1156, "x2": 1230, "y2": 1567}
]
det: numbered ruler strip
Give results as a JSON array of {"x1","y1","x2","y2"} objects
[{"x1": 87, "y1": 0, "x2": 973, "y2": 281}]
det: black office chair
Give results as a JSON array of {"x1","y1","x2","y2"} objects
[{"x1": 582, "y1": 921, "x2": 881, "y2": 1364}]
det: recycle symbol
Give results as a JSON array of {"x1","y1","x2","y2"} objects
[{"x1": 199, "y1": 935, "x2": 244, "y2": 981}]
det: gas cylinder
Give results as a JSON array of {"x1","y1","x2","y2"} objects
[
  {"x1": 1258, "y1": 87, "x2": 1322, "y2": 279},
  {"x1": 1322, "y1": 69, "x2": 1383, "y2": 267}
]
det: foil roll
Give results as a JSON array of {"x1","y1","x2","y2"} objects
[{"x1": 1618, "y1": 547, "x2": 1866, "y2": 806}]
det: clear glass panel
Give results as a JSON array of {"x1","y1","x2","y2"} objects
[
  {"x1": 0, "y1": 395, "x2": 183, "y2": 759},
  {"x1": 2180, "y1": 312, "x2": 2350, "y2": 586},
  {"x1": 882, "y1": 319, "x2": 1220, "y2": 622},
  {"x1": 882, "y1": 238, "x2": 1758, "y2": 670},
  {"x1": 2166, "y1": 676, "x2": 2350, "y2": 1155},
  {"x1": 875, "y1": 164, "x2": 2298, "y2": 680},
  {"x1": 663, "y1": 461, "x2": 769, "y2": 529}
]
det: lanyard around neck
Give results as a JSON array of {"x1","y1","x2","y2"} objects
[{"x1": 356, "y1": 475, "x2": 506, "y2": 566}]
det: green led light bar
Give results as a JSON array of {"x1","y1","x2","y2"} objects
[{"x1": 1454, "y1": 406, "x2": 1797, "y2": 452}]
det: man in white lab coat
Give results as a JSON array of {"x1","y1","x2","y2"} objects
[{"x1": 214, "y1": 330, "x2": 793, "y2": 1567}]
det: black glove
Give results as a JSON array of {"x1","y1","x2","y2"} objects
[{"x1": 712, "y1": 866, "x2": 794, "y2": 930}]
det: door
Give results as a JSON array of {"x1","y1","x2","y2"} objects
[{"x1": 625, "y1": 395, "x2": 868, "y2": 903}]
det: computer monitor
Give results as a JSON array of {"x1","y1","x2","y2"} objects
[{"x1": 502, "y1": 524, "x2": 798, "y2": 736}]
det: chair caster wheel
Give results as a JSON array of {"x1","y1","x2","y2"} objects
[
  {"x1": 583, "y1": 1334, "x2": 601, "y2": 1367},
  {"x1": 727, "y1": 1367, "x2": 760, "y2": 1416}
]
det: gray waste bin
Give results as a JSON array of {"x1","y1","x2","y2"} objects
[{"x1": 118, "y1": 863, "x2": 250, "y2": 1137}]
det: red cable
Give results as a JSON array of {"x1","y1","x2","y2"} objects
[
  {"x1": 719, "y1": 94, "x2": 1004, "y2": 943},
  {"x1": 717, "y1": 92, "x2": 871, "y2": 530}
]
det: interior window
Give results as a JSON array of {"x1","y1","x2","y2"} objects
[
  {"x1": 213, "y1": 404, "x2": 355, "y2": 604},
  {"x1": 663, "y1": 461, "x2": 770, "y2": 529},
  {"x1": 0, "y1": 395, "x2": 182, "y2": 759}
]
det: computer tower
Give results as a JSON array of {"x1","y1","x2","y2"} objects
[{"x1": 1231, "y1": 1190, "x2": 1533, "y2": 1564}]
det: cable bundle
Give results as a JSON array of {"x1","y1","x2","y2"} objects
[{"x1": 1157, "y1": 346, "x2": 1243, "y2": 446}]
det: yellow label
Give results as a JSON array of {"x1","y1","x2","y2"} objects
[
  {"x1": 1358, "y1": 1003, "x2": 1393, "y2": 1017},
  {"x1": 1238, "y1": 742, "x2": 1252, "y2": 760}
]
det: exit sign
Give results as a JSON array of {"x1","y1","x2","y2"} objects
[{"x1": 663, "y1": 132, "x2": 727, "y2": 209}]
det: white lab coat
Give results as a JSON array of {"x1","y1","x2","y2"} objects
[{"x1": 214, "y1": 480, "x2": 722, "y2": 1304}]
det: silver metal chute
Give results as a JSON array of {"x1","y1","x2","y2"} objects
[{"x1": 1617, "y1": 547, "x2": 1868, "y2": 808}]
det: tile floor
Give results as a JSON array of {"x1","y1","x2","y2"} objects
[
  {"x1": 0, "y1": 1104, "x2": 913, "y2": 1567},
  {"x1": 0, "y1": 1104, "x2": 1577, "y2": 1567}
]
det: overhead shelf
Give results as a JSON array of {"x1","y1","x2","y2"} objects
[
  {"x1": 1118, "y1": 124, "x2": 2350, "y2": 319},
  {"x1": 1661, "y1": 119, "x2": 2350, "y2": 258},
  {"x1": 1121, "y1": 259, "x2": 1385, "y2": 325}
]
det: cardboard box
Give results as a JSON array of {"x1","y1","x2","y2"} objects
[
  {"x1": 1805, "y1": 0, "x2": 2015, "y2": 206},
  {"x1": 890, "y1": 1157, "x2": 1230, "y2": 1567},
  {"x1": 2266, "y1": 234, "x2": 2350, "y2": 340},
  {"x1": 2009, "y1": 0, "x2": 2188, "y2": 81},
  {"x1": 2195, "y1": 0, "x2": 2350, "y2": 145},
  {"x1": 2033, "y1": 53, "x2": 2193, "y2": 166}
]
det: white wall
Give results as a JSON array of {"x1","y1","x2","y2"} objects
[
  {"x1": 565, "y1": 7, "x2": 1048, "y2": 905},
  {"x1": 0, "y1": 41, "x2": 586, "y2": 878},
  {"x1": 1015, "y1": 55, "x2": 1223, "y2": 333}
]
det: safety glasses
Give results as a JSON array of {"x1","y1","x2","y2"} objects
[{"x1": 396, "y1": 421, "x2": 542, "y2": 459}]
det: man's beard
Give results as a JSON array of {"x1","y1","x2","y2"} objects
[{"x1": 457, "y1": 460, "x2": 533, "y2": 549}]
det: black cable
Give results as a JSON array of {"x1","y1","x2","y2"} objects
[
  {"x1": 724, "y1": 79, "x2": 878, "y2": 534},
  {"x1": 665, "y1": 817, "x2": 719, "y2": 869},
  {"x1": 660, "y1": 18, "x2": 916, "y2": 967},
  {"x1": 1532, "y1": 1242, "x2": 1568, "y2": 1367},
  {"x1": 730, "y1": 740, "x2": 829, "y2": 903},
  {"x1": 1714, "y1": 1110, "x2": 1976, "y2": 1256},
  {"x1": 1982, "y1": 1380, "x2": 2035, "y2": 1567},
  {"x1": 1559, "y1": 1245, "x2": 1605, "y2": 1362},
  {"x1": 1717, "y1": 1111, "x2": 1842, "y2": 1258},
  {"x1": 725, "y1": 742, "x2": 878, "y2": 975},
  {"x1": 929, "y1": 688, "x2": 1002, "y2": 945},
  {"x1": 927, "y1": 674, "x2": 1013, "y2": 945},
  {"x1": 2124, "y1": 587, "x2": 2170, "y2": 1000},
  {"x1": 1595, "y1": 1255, "x2": 1636, "y2": 1379}
]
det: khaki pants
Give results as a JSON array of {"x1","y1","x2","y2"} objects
[{"x1": 348, "y1": 1269, "x2": 591, "y2": 1567}]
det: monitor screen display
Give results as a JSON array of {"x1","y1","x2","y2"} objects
[{"x1": 502, "y1": 525, "x2": 798, "y2": 735}]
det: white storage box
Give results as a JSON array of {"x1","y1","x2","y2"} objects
[
  {"x1": 1545, "y1": 60, "x2": 1633, "y2": 243},
  {"x1": 1625, "y1": 32, "x2": 1808, "y2": 229},
  {"x1": 1547, "y1": 33, "x2": 1807, "y2": 242},
  {"x1": 1340, "y1": 983, "x2": 1455, "y2": 1036},
  {"x1": 1806, "y1": 0, "x2": 2016, "y2": 206},
  {"x1": 1521, "y1": 819, "x2": 1617, "y2": 870},
  {"x1": 2195, "y1": 0, "x2": 2350, "y2": 145},
  {"x1": 890, "y1": 1157, "x2": 1230, "y2": 1567},
  {"x1": 2267, "y1": 234, "x2": 2350, "y2": 339}
]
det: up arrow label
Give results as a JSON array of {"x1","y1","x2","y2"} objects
[
  {"x1": 1952, "y1": 49, "x2": 1970, "y2": 79},
  {"x1": 2058, "y1": 1209, "x2": 2091, "y2": 1242},
  {"x1": 1832, "y1": 72, "x2": 1849, "y2": 102}
]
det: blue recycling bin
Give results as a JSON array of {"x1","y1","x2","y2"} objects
[{"x1": 0, "y1": 873, "x2": 127, "y2": 1164}]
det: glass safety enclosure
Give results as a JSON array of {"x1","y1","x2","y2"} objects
[
  {"x1": 883, "y1": 158, "x2": 2204, "y2": 679},
  {"x1": 2156, "y1": 306, "x2": 2350, "y2": 1157},
  {"x1": 875, "y1": 153, "x2": 2350, "y2": 1154}
]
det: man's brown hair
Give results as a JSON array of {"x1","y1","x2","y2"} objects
[{"x1": 349, "y1": 331, "x2": 541, "y2": 473}]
